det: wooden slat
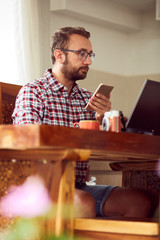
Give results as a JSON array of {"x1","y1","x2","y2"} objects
[
  {"x1": 75, "y1": 230, "x2": 159, "y2": 240},
  {"x1": 110, "y1": 161, "x2": 159, "y2": 171},
  {"x1": 55, "y1": 160, "x2": 75, "y2": 236},
  {"x1": 74, "y1": 218, "x2": 159, "y2": 236},
  {"x1": 0, "y1": 148, "x2": 91, "y2": 162}
]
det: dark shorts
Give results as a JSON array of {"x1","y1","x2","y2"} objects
[{"x1": 76, "y1": 184, "x2": 117, "y2": 216}]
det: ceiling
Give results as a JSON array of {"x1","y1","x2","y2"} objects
[{"x1": 110, "y1": 0, "x2": 155, "y2": 11}]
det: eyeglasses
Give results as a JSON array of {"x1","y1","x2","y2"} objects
[{"x1": 60, "y1": 49, "x2": 95, "y2": 62}]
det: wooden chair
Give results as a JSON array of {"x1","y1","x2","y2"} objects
[{"x1": 0, "y1": 82, "x2": 21, "y2": 124}]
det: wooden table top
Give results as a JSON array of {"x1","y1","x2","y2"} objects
[{"x1": 0, "y1": 124, "x2": 160, "y2": 162}]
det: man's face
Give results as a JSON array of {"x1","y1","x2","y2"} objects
[{"x1": 61, "y1": 34, "x2": 93, "y2": 81}]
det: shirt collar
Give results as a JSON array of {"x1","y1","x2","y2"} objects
[
  {"x1": 44, "y1": 69, "x2": 64, "y2": 92},
  {"x1": 44, "y1": 68, "x2": 82, "y2": 96}
]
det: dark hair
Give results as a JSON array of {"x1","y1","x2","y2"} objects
[{"x1": 50, "y1": 26, "x2": 90, "y2": 64}]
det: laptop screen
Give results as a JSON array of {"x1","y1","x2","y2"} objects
[{"x1": 126, "y1": 79, "x2": 160, "y2": 136}]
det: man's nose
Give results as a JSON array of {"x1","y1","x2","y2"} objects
[{"x1": 84, "y1": 54, "x2": 92, "y2": 65}]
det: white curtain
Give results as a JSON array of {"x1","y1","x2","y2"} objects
[{"x1": 0, "y1": 0, "x2": 40, "y2": 85}]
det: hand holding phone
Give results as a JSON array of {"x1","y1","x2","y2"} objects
[{"x1": 85, "y1": 83, "x2": 113, "y2": 111}]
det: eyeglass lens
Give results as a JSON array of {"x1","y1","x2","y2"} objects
[{"x1": 79, "y1": 51, "x2": 95, "y2": 62}]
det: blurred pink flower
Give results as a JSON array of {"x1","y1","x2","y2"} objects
[{"x1": 0, "y1": 175, "x2": 51, "y2": 218}]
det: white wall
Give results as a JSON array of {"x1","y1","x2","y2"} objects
[
  {"x1": 38, "y1": 0, "x2": 51, "y2": 73},
  {"x1": 38, "y1": 0, "x2": 160, "y2": 77},
  {"x1": 127, "y1": 10, "x2": 160, "y2": 75}
]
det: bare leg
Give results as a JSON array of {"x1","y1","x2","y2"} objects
[
  {"x1": 74, "y1": 189, "x2": 96, "y2": 218},
  {"x1": 102, "y1": 187, "x2": 151, "y2": 218}
]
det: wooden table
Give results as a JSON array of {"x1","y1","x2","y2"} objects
[{"x1": 0, "y1": 124, "x2": 160, "y2": 238}]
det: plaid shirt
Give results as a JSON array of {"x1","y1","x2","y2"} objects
[{"x1": 12, "y1": 69, "x2": 95, "y2": 184}]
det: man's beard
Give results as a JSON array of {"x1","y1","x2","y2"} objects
[{"x1": 61, "y1": 58, "x2": 89, "y2": 82}]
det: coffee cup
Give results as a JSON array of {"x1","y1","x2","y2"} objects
[
  {"x1": 102, "y1": 110, "x2": 121, "y2": 132},
  {"x1": 73, "y1": 120, "x2": 100, "y2": 130}
]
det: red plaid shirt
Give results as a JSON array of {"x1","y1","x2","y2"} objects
[{"x1": 12, "y1": 69, "x2": 95, "y2": 185}]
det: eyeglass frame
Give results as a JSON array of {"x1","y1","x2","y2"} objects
[{"x1": 59, "y1": 49, "x2": 95, "y2": 62}]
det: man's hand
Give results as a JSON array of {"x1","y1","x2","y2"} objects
[{"x1": 89, "y1": 93, "x2": 111, "y2": 124}]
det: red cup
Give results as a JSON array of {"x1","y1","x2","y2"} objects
[{"x1": 73, "y1": 120, "x2": 100, "y2": 130}]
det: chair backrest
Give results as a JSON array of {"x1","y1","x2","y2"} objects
[{"x1": 0, "y1": 82, "x2": 22, "y2": 124}]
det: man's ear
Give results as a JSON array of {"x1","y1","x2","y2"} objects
[{"x1": 54, "y1": 49, "x2": 65, "y2": 63}]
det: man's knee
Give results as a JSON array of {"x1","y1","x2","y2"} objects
[
  {"x1": 102, "y1": 187, "x2": 151, "y2": 218},
  {"x1": 74, "y1": 189, "x2": 96, "y2": 218},
  {"x1": 128, "y1": 189, "x2": 151, "y2": 217}
]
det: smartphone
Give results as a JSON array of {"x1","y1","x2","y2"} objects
[{"x1": 85, "y1": 83, "x2": 114, "y2": 111}]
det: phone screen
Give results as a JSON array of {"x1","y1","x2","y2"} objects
[{"x1": 85, "y1": 83, "x2": 113, "y2": 111}]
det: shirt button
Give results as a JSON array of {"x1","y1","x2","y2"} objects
[{"x1": 64, "y1": 86, "x2": 68, "y2": 91}]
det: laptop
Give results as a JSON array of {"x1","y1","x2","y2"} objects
[{"x1": 125, "y1": 79, "x2": 160, "y2": 136}]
